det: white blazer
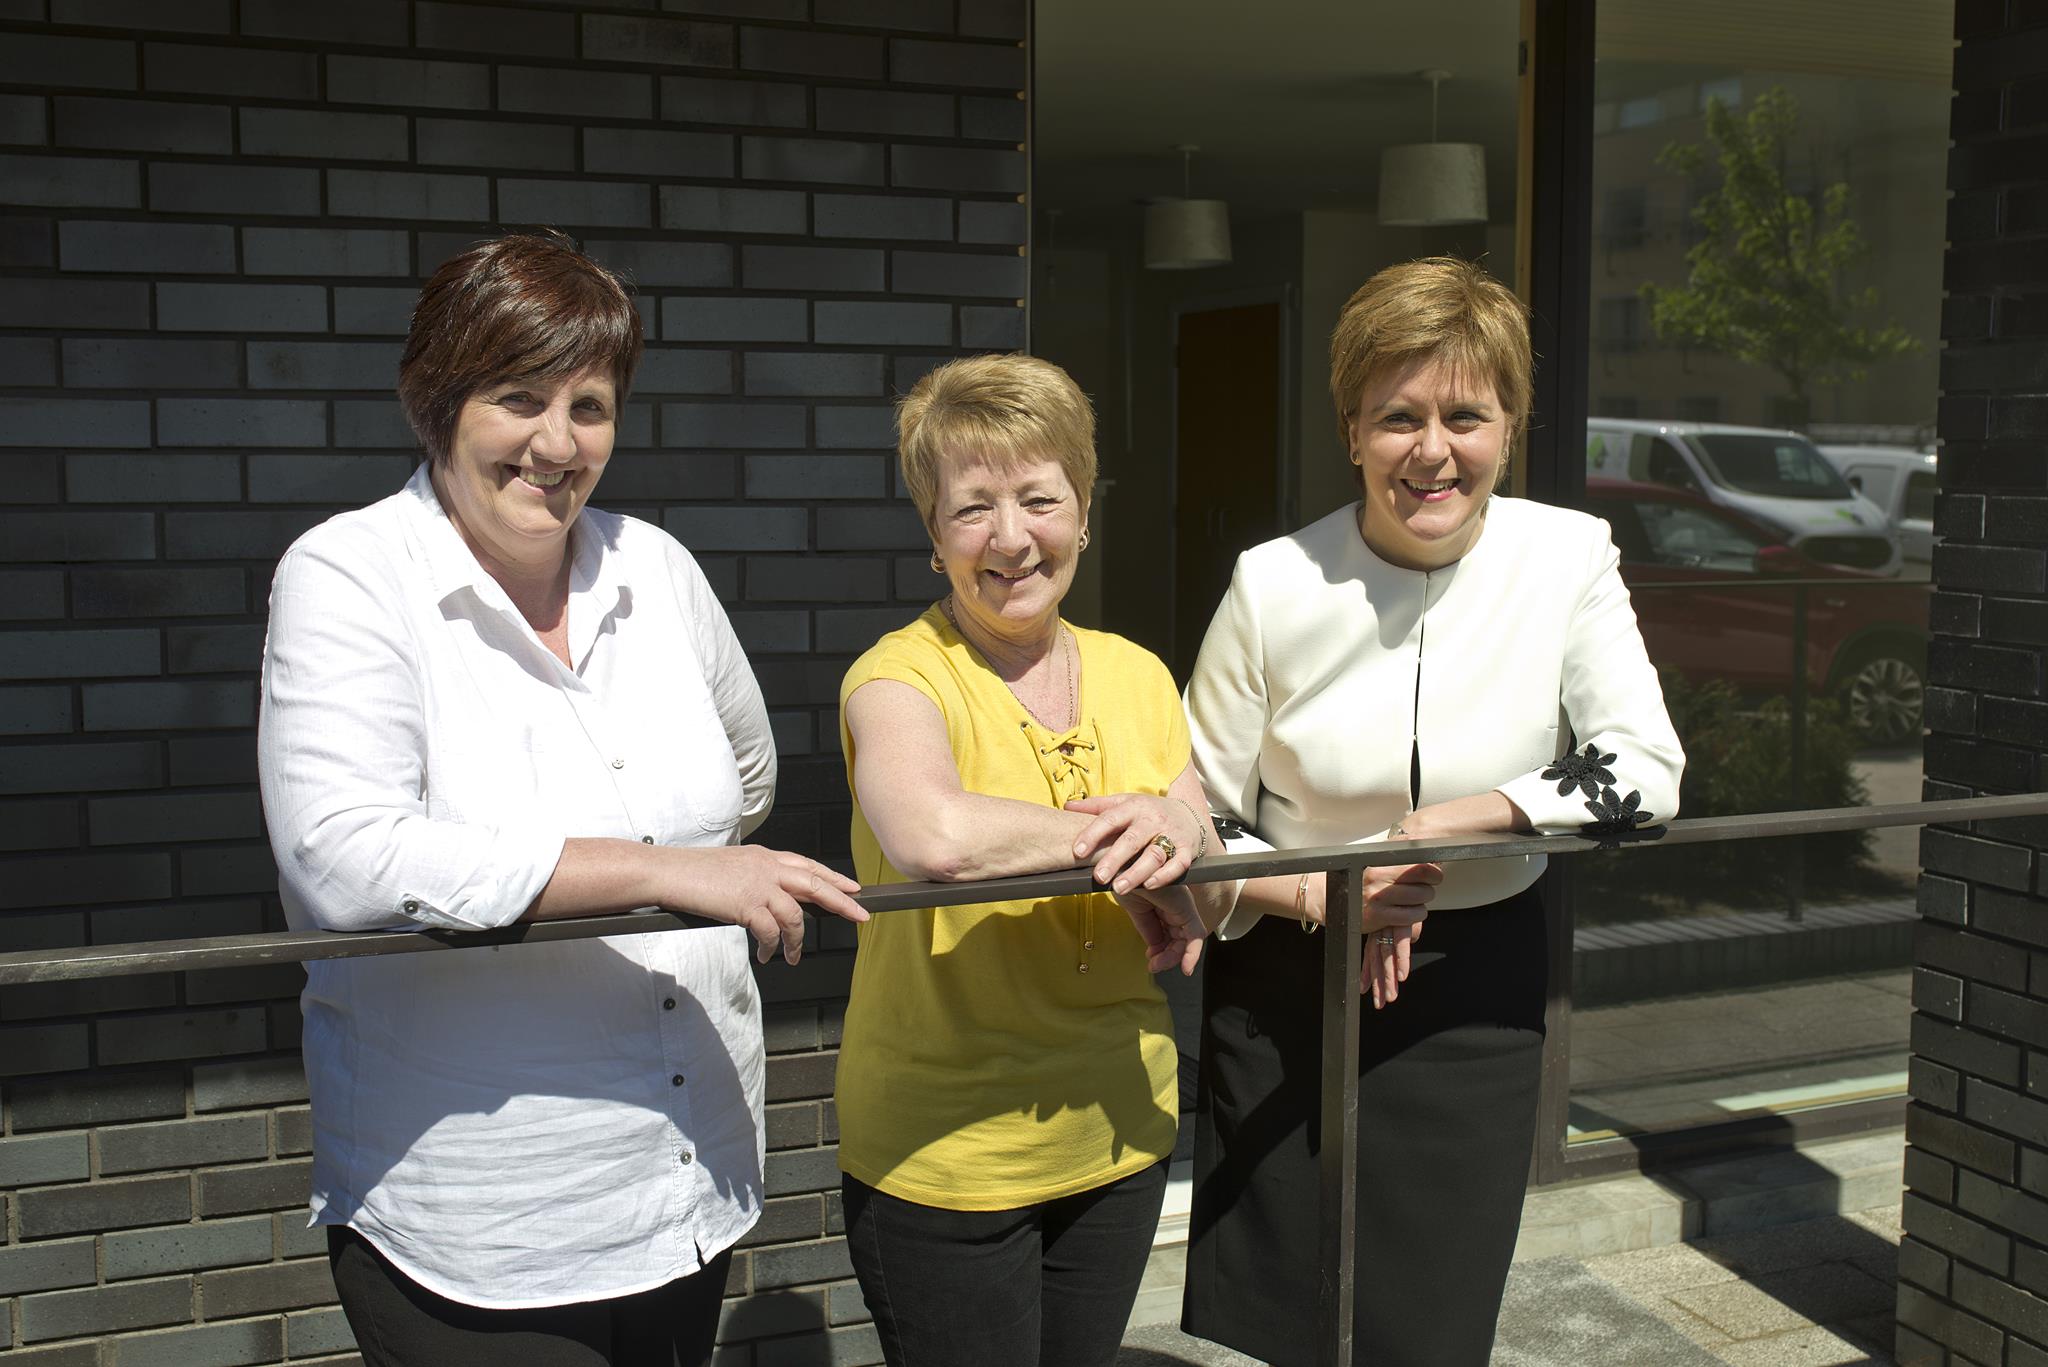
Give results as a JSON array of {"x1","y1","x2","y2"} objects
[{"x1": 1185, "y1": 496, "x2": 1685, "y2": 922}]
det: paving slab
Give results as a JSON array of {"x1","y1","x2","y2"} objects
[
  {"x1": 1713, "y1": 1323, "x2": 1889, "y2": 1367},
  {"x1": 1119, "y1": 1321, "x2": 1259, "y2": 1366},
  {"x1": 1666, "y1": 1263, "x2": 1893, "y2": 1340},
  {"x1": 1492, "y1": 1256, "x2": 1725, "y2": 1367}
]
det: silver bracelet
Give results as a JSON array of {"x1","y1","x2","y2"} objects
[{"x1": 1171, "y1": 797, "x2": 1208, "y2": 859}]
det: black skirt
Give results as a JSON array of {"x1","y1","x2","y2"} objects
[{"x1": 1182, "y1": 885, "x2": 1548, "y2": 1367}]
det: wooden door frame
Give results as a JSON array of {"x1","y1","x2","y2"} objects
[{"x1": 1164, "y1": 285, "x2": 1300, "y2": 671}]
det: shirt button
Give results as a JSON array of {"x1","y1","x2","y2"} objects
[
  {"x1": 663, "y1": 998, "x2": 676, "y2": 1010},
  {"x1": 641, "y1": 835, "x2": 655, "y2": 844},
  {"x1": 611, "y1": 758, "x2": 625, "y2": 770},
  {"x1": 680, "y1": 1151, "x2": 695, "y2": 1165},
  {"x1": 1078, "y1": 963, "x2": 1090, "y2": 974},
  {"x1": 671, "y1": 1073, "x2": 685, "y2": 1086},
  {"x1": 402, "y1": 900, "x2": 419, "y2": 914}
]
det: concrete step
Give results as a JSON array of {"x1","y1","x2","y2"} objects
[{"x1": 1512, "y1": 1129, "x2": 1905, "y2": 1262}]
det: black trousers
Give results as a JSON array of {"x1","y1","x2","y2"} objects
[
  {"x1": 843, "y1": 1159, "x2": 1168, "y2": 1367},
  {"x1": 1183, "y1": 886, "x2": 1548, "y2": 1367},
  {"x1": 328, "y1": 1226, "x2": 730, "y2": 1367}
]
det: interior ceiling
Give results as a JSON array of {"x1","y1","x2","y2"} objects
[
  {"x1": 1033, "y1": 0, "x2": 1522, "y2": 226},
  {"x1": 1031, "y1": 0, "x2": 1953, "y2": 230}
]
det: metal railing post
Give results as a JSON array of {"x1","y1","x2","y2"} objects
[
  {"x1": 1317, "y1": 865, "x2": 1361, "y2": 1367},
  {"x1": 1788, "y1": 582, "x2": 1809, "y2": 923}
]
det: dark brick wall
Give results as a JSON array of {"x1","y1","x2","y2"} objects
[
  {"x1": 0, "y1": 1, "x2": 1025, "y2": 1361},
  {"x1": 1898, "y1": 4, "x2": 2048, "y2": 1363}
]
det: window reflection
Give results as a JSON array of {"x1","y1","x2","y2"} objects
[{"x1": 1571, "y1": 0, "x2": 1948, "y2": 1142}]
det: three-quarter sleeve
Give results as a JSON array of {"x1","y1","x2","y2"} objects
[
  {"x1": 671, "y1": 540, "x2": 776, "y2": 838},
  {"x1": 1185, "y1": 554, "x2": 1270, "y2": 832},
  {"x1": 1496, "y1": 525, "x2": 1685, "y2": 833},
  {"x1": 1184, "y1": 555, "x2": 1278, "y2": 937},
  {"x1": 258, "y1": 536, "x2": 567, "y2": 933}
]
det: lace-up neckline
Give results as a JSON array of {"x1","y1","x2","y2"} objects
[{"x1": 1026, "y1": 721, "x2": 1097, "y2": 808}]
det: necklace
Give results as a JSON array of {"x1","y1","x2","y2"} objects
[{"x1": 941, "y1": 595, "x2": 1077, "y2": 731}]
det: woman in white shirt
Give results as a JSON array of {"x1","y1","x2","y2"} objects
[
  {"x1": 1180, "y1": 258, "x2": 1684, "y2": 1365},
  {"x1": 258, "y1": 231, "x2": 866, "y2": 1367}
]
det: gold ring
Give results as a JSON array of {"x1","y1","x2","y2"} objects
[{"x1": 1149, "y1": 834, "x2": 1177, "y2": 861}]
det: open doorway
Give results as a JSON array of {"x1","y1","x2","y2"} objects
[{"x1": 1169, "y1": 295, "x2": 1290, "y2": 677}]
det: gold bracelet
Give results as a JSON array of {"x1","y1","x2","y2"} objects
[{"x1": 1295, "y1": 871, "x2": 1320, "y2": 933}]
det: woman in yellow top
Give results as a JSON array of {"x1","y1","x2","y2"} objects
[{"x1": 836, "y1": 353, "x2": 1232, "y2": 1367}]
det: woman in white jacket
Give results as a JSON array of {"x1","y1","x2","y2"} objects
[{"x1": 1180, "y1": 257, "x2": 1684, "y2": 1366}]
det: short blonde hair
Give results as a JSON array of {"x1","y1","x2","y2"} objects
[
  {"x1": 897, "y1": 353, "x2": 1098, "y2": 532},
  {"x1": 1329, "y1": 257, "x2": 1532, "y2": 468}
]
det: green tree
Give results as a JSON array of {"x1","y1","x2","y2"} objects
[{"x1": 1639, "y1": 86, "x2": 1918, "y2": 422}]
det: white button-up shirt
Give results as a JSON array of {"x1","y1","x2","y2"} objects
[{"x1": 259, "y1": 466, "x2": 776, "y2": 1308}]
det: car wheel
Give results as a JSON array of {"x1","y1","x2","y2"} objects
[{"x1": 1839, "y1": 648, "x2": 1925, "y2": 746}]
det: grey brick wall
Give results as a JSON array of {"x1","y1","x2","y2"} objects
[
  {"x1": 1898, "y1": 4, "x2": 2048, "y2": 1363},
  {"x1": 0, "y1": 1, "x2": 1026, "y2": 1360}
]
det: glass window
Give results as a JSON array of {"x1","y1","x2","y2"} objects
[
  {"x1": 1698, "y1": 76, "x2": 1743, "y2": 110},
  {"x1": 1637, "y1": 435, "x2": 1701, "y2": 490},
  {"x1": 1635, "y1": 502, "x2": 1769, "y2": 571},
  {"x1": 1905, "y1": 471, "x2": 1937, "y2": 522},
  {"x1": 1573, "y1": 0, "x2": 1947, "y2": 1145},
  {"x1": 1691, "y1": 433, "x2": 1856, "y2": 499},
  {"x1": 1605, "y1": 186, "x2": 1648, "y2": 249},
  {"x1": 1597, "y1": 295, "x2": 1649, "y2": 351}
]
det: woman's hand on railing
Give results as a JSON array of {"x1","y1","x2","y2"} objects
[
  {"x1": 1064, "y1": 793, "x2": 1205, "y2": 893},
  {"x1": 1110, "y1": 882, "x2": 1206, "y2": 976},
  {"x1": 1309, "y1": 864, "x2": 1438, "y2": 1008},
  {"x1": 665, "y1": 846, "x2": 866, "y2": 966}
]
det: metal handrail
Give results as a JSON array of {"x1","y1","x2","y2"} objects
[
  {"x1": 0, "y1": 795, "x2": 2020, "y2": 987},
  {"x1": 5, "y1": 792, "x2": 2046, "y2": 1367}
]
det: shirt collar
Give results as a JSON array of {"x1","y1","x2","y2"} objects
[{"x1": 398, "y1": 464, "x2": 629, "y2": 670}]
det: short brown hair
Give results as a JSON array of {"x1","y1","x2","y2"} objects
[
  {"x1": 897, "y1": 353, "x2": 1098, "y2": 532},
  {"x1": 1329, "y1": 257, "x2": 1532, "y2": 475},
  {"x1": 398, "y1": 231, "x2": 643, "y2": 466}
]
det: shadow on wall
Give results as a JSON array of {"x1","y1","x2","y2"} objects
[{"x1": 722, "y1": 1289, "x2": 849, "y2": 1363}]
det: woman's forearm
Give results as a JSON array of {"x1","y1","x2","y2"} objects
[
  {"x1": 1225, "y1": 788, "x2": 1528, "y2": 929},
  {"x1": 526, "y1": 838, "x2": 868, "y2": 963},
  {"x1": 1400, "y1": 790, "x2": 1531, "y2": 841},
  {"x1": 524, "y1": 836, "x2": 674, "y2": 921},
  {"x1": 1235, "y1": 871, "x2": 1321, "y2": 924},
  {"x1": 891, "y1": 791, "x2": 1095, "y2": 883}
]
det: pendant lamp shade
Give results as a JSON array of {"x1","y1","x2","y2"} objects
[
  {"x1": 1143, "y1": 144, "x2": 1232, "y2": 270},
  {"x1": 1144, "y1": 198, "x2": 1232, "y2": 270},
  {"x1": 1377, "y1": 142, "x2": 1488, "y2": 226},
  {"x1": 1377, "y1": 70, "x2": 1489, "y2": 228}
]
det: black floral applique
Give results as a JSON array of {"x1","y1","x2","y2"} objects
[
  {"x1": 1543, "y1": 743, "x2": 1616, "y2": 800},
  {"x1": 1580, "y1": 784, "x2": 1657, "y2": 849}
]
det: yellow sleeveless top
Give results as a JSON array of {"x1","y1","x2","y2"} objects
[{"x1": 834, "y1": 606, "x2": 1184, "y2": 1209}]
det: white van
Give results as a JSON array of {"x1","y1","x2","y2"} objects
[
  {"x1": 1586, "y1": 418, "x2": 1901, "y2": 576},
  {"x1": 1817, "y1": 445, "x2": 1936, "y2": 575}
]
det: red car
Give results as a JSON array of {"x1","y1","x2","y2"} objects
[{"x1": 1585, "y1": 479, "x2": 1930, "y2": 745}]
